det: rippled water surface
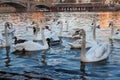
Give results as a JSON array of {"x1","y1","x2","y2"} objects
[
  {"x1": 1, "y1": 42, "x2": 120, "y2": 80},
  {"x1": 0, "y1": 12, "x2": 120, "y2": 80}
]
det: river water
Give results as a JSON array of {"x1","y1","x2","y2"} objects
[{"x1": 0, "y1": 12, "x2": 120, "y2": 80}]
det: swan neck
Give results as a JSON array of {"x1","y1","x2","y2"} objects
[
  {"x1": 5, "y1": 25, "x2": 9, "y2": 47},
  {"x1": 81, "y1": 30, "x2": 86, "y2": 61},
  {"x1": 14, "y1": 38, "x2": 17, "y2": 44},
  {"x1": 111, "y1": 26, "x2": 114, "y2": 38},
  {"x1": 93, "y1": 23, "x2": 96, "y2": 41},
  {"x1": 34, "y1": 24, "x2": 38, "y2": 38},
  {"x1": 42, "y1": 28, "x2": 49, "y2": 49},
  {"x1": 66, "y1": 21, "x2": 68, "y2": 31},
  {"x1": 40, "y1": 18, "x2": 48, "y2": 49},
  {"x1": 80, "y1": 62, "x2": 85, "y2": 73},
  {"x1": 59, "y1": 22, "x2": 63, "y2": 36}
]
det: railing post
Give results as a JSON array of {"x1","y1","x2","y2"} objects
[{"x1": 27, "y1": 0, "x2": 30, "y2": 11}]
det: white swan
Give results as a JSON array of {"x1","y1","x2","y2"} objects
[
  {"x1": 108, "y1": 21, "x2": 120, "y2": 40},
  {"x1": 48, "y1": 20, "x2": 62, "y2": 40},
  {"x1": 57, "y1": 20, "x2": 80, "y2": 38},
  {"x1": 77, "y1": 29, "x2": 110, "y2": 62},
  {"x1": 69, "y1": 20, "x2": 98, "y2": 49},
  {"x1": 43, "y1": 21, "x2": 62, "y2": 45},
  {"x1": 108, "y1": 21, "x2": 120, "y2": 47},
  {"x1": 110, "y1": 28, "x2": 120, "y2": 41},
  {"x1": 109, "y1": 21, "x2": 114, "y2": 39},
  {"x1": 13, "y1": 26, "x2": 49, "y2": 52},
  {"x1": 59, "y1": 27, "x2": 80, "y2": 38},
  {"x1": 0, "y1": 22, "x2": 14, "y2": 47}
]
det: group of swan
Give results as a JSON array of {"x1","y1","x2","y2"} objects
[
  {"x1": 12, "y1": 20, "x2": 76, "y2": 51},
  {"x1": 0, "y1": 18, "x2": 110, "y2": 63},
  {"x1": 68, "y1": 20, "x2": 99, "y2": 49},
  {"x1": 14, "y1": 27, "x2": 110, "y2": 63},
  {"x1": 12, "y1": 19, "x2": 62, "y2": 51},
  {"x1": 13, "y1": 26, "x2": 50, "y2": 51}
]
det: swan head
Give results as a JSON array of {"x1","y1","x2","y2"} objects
[
  {"x1": 117, "y1": 29, "x2": 120, "y2": 31},
  {"x1": 109, "y1": 21, "x2": 114, "y2": 28},
  {"x1": 13, "y1": 36, "x2": 18, "y2": 44},
  {"x1": 72, "y1": 29, "x2": 85, "y2": 37},
  {"x1": 46, "y1": 38, "x2": 51, "y2": 47},
  {"x1": 32, "y1": 21, "x2": 35, "y2": 24},
  {"x1": 5, "y1": 22, "x2": 11, "y2": 29},
  {"x1": 45, "y1": 26, "x2": 51, "y2": 31},
  {"x1": 115, "y1": 29, "x2": 120, "y2": 34},
  {"x1": 57, "y1": 21, "x2": 62, "y2": 25},
  {"x1": 97, "y1": 25, "x2": 100, "y2": 29},
  {"x1": 13, "y1": 36, "x2": 17, "y2": 40}
]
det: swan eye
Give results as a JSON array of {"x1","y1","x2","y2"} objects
[{"x1": 74, "y1": 30, "x2": 80, "y2": 35}]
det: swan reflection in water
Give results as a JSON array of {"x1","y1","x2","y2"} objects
[
  {"x1": 41, "y1": 50, "x2": 47, "y2": 66},
  {"x1": 4, "y1": 47, "x2": 11, "y2": 67},
  {"x1": 12, "y1": 49, "x2": 48, "y2": 66},
  {"x1": 80, "y1": 62, "x2": 87, "y2": 79},
  {"x1": 80, "y1": 59, "x2": 108, "y2": 80}
]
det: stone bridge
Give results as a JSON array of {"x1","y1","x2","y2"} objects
[
  {"x1": 0, "y1": 0, "x2": 119, "y2": 12},
  {"x1": 0, "y1": 0, "x2": 50, "y2": 12}
]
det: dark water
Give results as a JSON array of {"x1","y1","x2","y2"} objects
[{"x1": 0, "y1": 38, "x2": 120, "y2": 80}]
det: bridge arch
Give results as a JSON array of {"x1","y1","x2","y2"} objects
[
  {"x1": 31, "y1": 3, "x2": 50, "y2": 11},
  {"x1": 0, "y1": 1, "x2": 27, "y2": 12}
]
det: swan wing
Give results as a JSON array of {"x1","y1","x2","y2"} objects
[
  {"x1": 94, "y1": 46, "x2": 106, "y2": 58},
  {"x1": 15, "y1": 41, "x2": 42, "y2": 51},
  {"x1": 24, "y1": 41, "x2": 42, "y2": 51},
  {"x1": 95, "y1": 43, "x2": 110, "y2": 59},
  {"x1": 67, "y1": 39, "x2": 82, "y2": 48},
  {"x1": 86, "y1": 43, "x2": 110, "y2": 62},
  {"x1": 69, "y1": 40, "x2": 93, "y2": 49}
]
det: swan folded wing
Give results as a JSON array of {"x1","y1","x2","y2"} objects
[
  {"x1": 68, "y1": 40, "x2": 82, "y2": 48},
  {"x1": 94, "y1": 45, "x2": 106, "y2": 58},
  {"x1": 24, "y1": 41, "x2": 42, "y2": 51},
  {"x1": 71, "y1": 44, "x2": 81, "y2": 48},
  {"x1": 68, "y1": 40, "x2": 80, "y2": 45},
  {"x1": 15, "y1": 41, "x2": 42, "y2": 51},
  {"x1": 86, "y1": 43, "x2": 98, "y2": 54},
  {"x1": 86, "y1": 43, "x2": 110, "y2": 61},
  {"x1": 86, "y1": 44, "x2": 100, "y2": 61},
  {"x1": 15, "y1": 45, "x2": 24, "y2": 51},
  {"x1": 94, "y1": 43, "x2": 109, "y2": 60}
]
